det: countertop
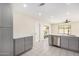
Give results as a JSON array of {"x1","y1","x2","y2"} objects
[
  {"x1": 13, "y1": 34, "x2": 33, "y2": 39},
  {"x1": 46, "y1": 34, "x2": 79, "y2": 37}
]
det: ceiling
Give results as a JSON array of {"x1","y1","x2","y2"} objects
[{"x1": 12, "y1": 3, "x2": 79, "y2": 23}]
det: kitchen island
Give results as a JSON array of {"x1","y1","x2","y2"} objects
[{"x1": 48, "y1": 34, "x2": 79, "y2": 52}]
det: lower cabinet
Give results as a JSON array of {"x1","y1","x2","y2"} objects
[
  {"x1": 68, "y1": 37, "x2": 79, "y2": 51},
  {"x1": 14, "y1": 38, "x2": 24, "y2": 56},
  {"x1": 24, "y1": 36, "x2": 33, "y2": 51},
  {"x1": 60, "y1": 36, "x2": 79, "y2": 52},
  {"x1": 14, "y1": 36, "x2": 33, "y2": 56},
  {"x1": 61, "y1": 36, "x2": 68, "y2": 49}
]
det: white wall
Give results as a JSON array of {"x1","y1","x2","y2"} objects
[
  {"x1": 51, "y1": 24, "x2": 58, "y2": 34},
  {"x1": 13, "y1": 10, "x2": 36, "y2": 38},
  {"x1": 71, "y1": 22, "x2": 79, "y2": 36}
]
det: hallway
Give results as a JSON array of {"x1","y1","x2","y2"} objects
[{"x1": 21, "y1": 39, "x2": 79, "y2": 56}]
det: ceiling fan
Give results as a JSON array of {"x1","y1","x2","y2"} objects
[
  {"x1": 64, "y1": 19, "x2": 71, "y2": 23},
  {"x1": 39, "y1": 3, "x2": 45, "y2": 6}
]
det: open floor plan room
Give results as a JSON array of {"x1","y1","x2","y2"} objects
[{"x1": 0, "y1": 3, "x2": 79, "y2": 56}]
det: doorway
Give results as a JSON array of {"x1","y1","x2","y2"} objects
[{"x1": 34, "y1": 21, "x2": 51, "y2": 43}]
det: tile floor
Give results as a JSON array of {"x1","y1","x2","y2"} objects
[{"x1": 21, "y1": 39, "x2": 79, "y2": 56}]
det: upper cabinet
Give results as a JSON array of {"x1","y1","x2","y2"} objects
[{"x1": 0, "y1": 4, "x2": 13, "y2": 27}]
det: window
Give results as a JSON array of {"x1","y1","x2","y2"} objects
[{"x1": 58, "y1": 23, "x2": 71, "y2": 35}]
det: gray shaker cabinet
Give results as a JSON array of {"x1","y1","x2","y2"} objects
[
  {"x1": 0, "y1": 28, "x2": 13, "y2": 56},
  {"x1": 60, "y1": 36, "x2": 79, "y2": 51},
  {"x1": 14, "y1": 36, "x2": 33, "y2": 56},
  {"x1": 0, "y1": 4, "x2": 13, "y2": 56},
  {"x1": 24, "y1": 36, "x2": 33, "y2": 51},
  {"x1": 68, "y1": 37, "x2": 79, "y2": 51},
  {"x1": 0, "y1": 4, "x2": 12, "y2": 27},
  {"x1": 14, "y1": 38, "x2": 24, "y2": 55},
  {"x1": 61, "y1": 36, "x2": 68, "y2": 49},
  {"x1": 49, "y1": 35, "x2": 79, "y2": 52},
  {"x1": 0, "y1": 4, "x2": 33, "y2": 56}
]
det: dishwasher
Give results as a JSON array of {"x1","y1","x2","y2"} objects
[{"x1": 53, "y1": 36, "x2": 61, "y2": 47}]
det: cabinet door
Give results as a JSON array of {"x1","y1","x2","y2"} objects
[
  {"x1": 0, "y1": 4, "x2": 2, "y2": 26},
  {"x1": 68, "y1": 37, "x2": 79, "y2": 51},
  {"x1": 61, "y1": 36, "x2": 68, "y2": 49},
  {"x1": 24, "y1": 36, "x2": 33, "y2": 51},
  {"x1": 48, "y1": 35, "x2": 53, "y2": 46},
  {"x1": 0, "y1": 28, "x2": 13, "y2": 56},
  {"x1": 14, "y1": 38, "x2": 24, "y2": 55},
  {"x1": 0, "y1": 4, "x2": 12, "y2": 27}
]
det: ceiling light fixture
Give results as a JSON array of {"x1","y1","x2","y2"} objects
[
  {"x1": 66, "y1": 12, "x2": 70, "y2": 16},
  {"x1": 38, "y1": 12, "x2": 42, "y2": 16},
  {"x1": 39, "y1": 3, "x2": 45, "y2": 6}
]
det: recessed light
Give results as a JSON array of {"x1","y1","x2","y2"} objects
[
  {"x1": 38, "y1": 12, "x2": 42, "y2": 16},
  {"x1": 23, "y1": 4, "x2": 28, "y2": 8},
  {"x1": 66, "y1": 12, "x2": 70, "y2": 16},
  {"x1": 50, "y1": 16, "x2": 54, "y2": 18}
]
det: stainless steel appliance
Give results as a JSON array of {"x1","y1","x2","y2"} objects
[{"x1": 53, "y1": 36, "x2": 61, "y2": 46}]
